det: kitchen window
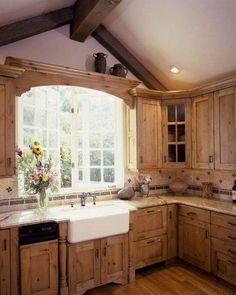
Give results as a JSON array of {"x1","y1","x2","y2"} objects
[{"x1": 17, "y1": 85, "x2": 124, "y2": 193}]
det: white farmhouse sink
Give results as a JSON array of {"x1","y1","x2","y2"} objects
[{"x1": 66, "y1": 205, "x2": 129, "y2": 243}]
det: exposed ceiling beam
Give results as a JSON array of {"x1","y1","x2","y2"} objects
[
  {"x1": 92, "y1": 25, "x2": 167, "y2": 90},
  {"x1": 0, "y1": 7, "x2": 73, "y2": 47},
  {"x1": 71, "y1": 0, "x2": 121, "y2": 42}
]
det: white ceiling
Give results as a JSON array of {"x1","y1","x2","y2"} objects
[{"x1": 0, "y1": 0, "x2": 236, "y2": 90}]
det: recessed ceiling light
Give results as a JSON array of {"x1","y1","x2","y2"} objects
[{"x1": 170, "y1": 65, "x2": 181, "y2": 74}]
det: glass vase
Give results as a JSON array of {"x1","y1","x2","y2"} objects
[{"x1": 37, "y1": 188, "x2": 48, "y2": 209}]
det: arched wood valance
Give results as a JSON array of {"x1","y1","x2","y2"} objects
[{"x1": 2, "y1": 56, "x2": 141, "y2": 108}]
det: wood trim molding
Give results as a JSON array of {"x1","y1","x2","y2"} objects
[
  {"x1": 0, "y1": 65, "x2": 25, "y2": 78},
  {"x1": 92, "y1": 25, "x2": 167, "y2": 91},
  {"x1": 5, "y1": 56, "x2": 141, "y2": 108},
  {"x1": 0, "y1": 7, "x2": 73, "y2": 47},
  {"x1": 130, "y1": 74, "x2": 236, "y2": 99},
  {"x1": 71, "y1": 0, "x2": 121, "y2": 42}
]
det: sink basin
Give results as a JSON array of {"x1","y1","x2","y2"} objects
[{"x1": 66, "y1": 205, "x2": 129, "y2": 243}]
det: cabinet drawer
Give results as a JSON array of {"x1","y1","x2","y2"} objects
[
  {"x1": 211, "y1": 237, "x2": 236, "y2": 258},
  {"x1": 212, "y1": 250, "x2": 236, "y2": 286},
  {"x1": 133, "y1": 235, "x2": 167, "y2": 269},
  {"x1": 179, "y1": 205, "x2": 210, "y2": 222},
  {"x1": 133, "y1": 206, "x2": 167, "y2": 241},
  {"x1": 211, "y1": 212, "x2": 236, "y2": 230},
  {"x1": 211, "y1": 224, "x2": 236, "y2": 243}
]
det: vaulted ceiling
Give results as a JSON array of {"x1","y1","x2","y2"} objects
[{"x1": 0, "y1": 0, "x2": 236, "y2": 90}]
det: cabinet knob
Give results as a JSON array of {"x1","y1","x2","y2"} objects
[{"x1": 209, "y1": 155, "x2": 213, "y2": 163}]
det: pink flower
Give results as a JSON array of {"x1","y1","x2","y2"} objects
[
  {"x1": 30, "y1": 173, "x2": 39, "y2": 185},
  {"x1": 15, "y1": 147, "x2": 23, "y2": 158}
]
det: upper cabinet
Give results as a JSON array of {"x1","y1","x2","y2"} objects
[
  {"x1": 192, "y1": 93, "x2": 214, "y2": 169},
  {"x1": 162, "y1": 99, "x2": 191, "y2": 168},
  {"x1": 192, "y1": 87, "x2": 236, "y2": 170},
  {"x1": 214, "y1": 87, "x2": 236, "y2": 170},
  {"x1": 126, "y1": 97, "x2": 162, "y2": 170},
  {"x1": 0, "y1": 77, "x2": 15, "y2": 177}
]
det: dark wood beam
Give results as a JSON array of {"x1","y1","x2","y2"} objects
[
  {"x1": 92, "y1": 25, "x2": 167, "y2": 90},
  {"x1": 0, "y1": 7, "x2": 73, "y2": 47},
  {"x1": 71, "y1": 0, "x2": 121, "y2": 42}
]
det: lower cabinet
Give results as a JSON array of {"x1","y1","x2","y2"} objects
[
  {"x1": 20, "y1": 240, "x2": 58, "y2": 295},
  {"x1": 178, "y1": 216, "x2": 211, "y2": 272},
  {"x1": 0, "y1": 229, "x2": 10, "y2": 295},
  {"x1": 68, "y1": 234, "x2": 128, "y2": 295},
  {"x1": 133, "y1": 235, "x2": 167, "y2": 269}
]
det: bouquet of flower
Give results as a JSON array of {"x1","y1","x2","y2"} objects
[{"x1": 16, "y1": 141, "x2": 58, "y2": 207}]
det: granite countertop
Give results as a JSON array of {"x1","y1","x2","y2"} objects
[{"x1": 0, "y1": 194, "x2": 236, "y2": 229}]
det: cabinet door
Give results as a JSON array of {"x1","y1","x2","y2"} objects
[
  {"x1": 212, "y1": 250, "x2": 236, "y2": 286},
  {"x1": 101, "y1": 234, "x2": 128, "y2": 285},
  {"x1": 192, "y1": 94, "x2": 214, "y2": 169},
  {"x1": 0, "y1": 230, "x2": 10, "y2": 295},
  {"x1": 167, "y1": 204, "x2": 177, "y2": 259},
  {"x1": 178, "y1": 216, "x2": 210, "y2": 272},
  {"x1": 134, "y1": 235, "x2": 167, "y2": 269},
  {"x1": 137, "y1": 98, "x2": 162, "y2": 169},
  {"x1": 133, "y1": 206, "x2": 167, "y2": 241},
  {"x1": 0, "y1": 77, "x2": 15, "y2": 176},
  {"x1": 20, "y1": 240, "x2": 58, "y2": 295},
  {"x1": 68, "y1": 240, "x2": 100, "y2": 295},
  {"x1": 214, "y1": 87, "x2": 236, "y2": 170},
  {"x1": 162, "y1": 99, "x2": 191, "y2": 168}
]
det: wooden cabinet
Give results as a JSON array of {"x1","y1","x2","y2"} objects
[
  {"x1": 167, "y1": 204, "x2": 178, "y2": 259},
  {"x1": 131, "y1": 206, "x2": 167, "y2": 271},
  {"x1": 0, "y1": 77, "x2": 15, "y2": 176},
  {"x1": 192, "y1": 93, "x2": 214, "y2": 169},
  {"x1": 214, "y1": 87, "x2": 236, "y2": 170},
  {"x1": 178, "y1": 208, "x2": 211, "y2": 272},
  {"x1": 20, "y1": 240, "x2": 58, "y2": 295},
  {"x1": 126, "y1": 97, "x2": 162, "y2": 170},
  {"x1": 0, "y1": 229, "x2": 10, "y2": 295},
  {"x1": 162, "y1": 99, "x2": 191, "y2": 168},
  {"x1": 68, "y1": 234, "x2": 128, "y2": 295},
  {"x1": 211, "y1": 212, "x2": 236, "y2": 286}
]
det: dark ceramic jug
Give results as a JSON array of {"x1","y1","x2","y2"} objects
[
  {"x1": 110, "y1": 64, "x2": 128, "y2": 77},
  {"x1": 93, "y1": 52, "x2": 108, "y2": 73}
]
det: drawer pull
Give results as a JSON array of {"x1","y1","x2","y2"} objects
[
  {"x1": 2, "y1": 240, "x2": 7, "y2": 251},
  {"x1": 205, "y1": 230, "x2": 209, "y2": 239},
  {"x1": 228, "y1": 260, "x2": 236, "y2": 265},
  {"x1": 147, "y1": 210, "x2": 155, "y2": 213},
  {"x1": 228, "y1": 236, "x2": 236, "y2": 240},
  {"x1": 147, "y1": 239, "x2": 160, "y2": 244},
  {"x1": 187, "y1": 212, "x2": 197, "y2": 216},
  {"x1": 95, "y1": 248, "x2": 99, "y2": 258},
  {"x1": 103, "y1": 247, "x2": 107, "y2": 257},
  {"x1": 228, "y1": 249, "x2": 236, "y2": 255},
  {"x1": 228, "y1": 222, "x2": 236, "y2": 226}
]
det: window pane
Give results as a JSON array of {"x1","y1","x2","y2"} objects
[
  {"x1": 90, "y1": 151, "x2": 101, "y2": 166},
  {"x1": 89, "y1": 134, "x2": 101, "y2": 148},
  {"x1": 36, "y1": 110, "x2": 46, "y2": 128},
  {"x1": 78, "y1": 169, "x2": 83, "y2": 181},
  {"x1": 48, "y1": 131, "x2": 58, "y2": 148},
  {"x1": 90, "y1": 168, "x2": 101, "y2": 182},
  {"x1": 60, "y1": 146, "x2": 72, "y2": 188},
  {"x1": 78, "y1": 133, "x2": 83, "y2": 148},
  {"x1": 23, "y1": 128, "x2": 34, "y2": 146},
  {"x1": 103, "y1": 134, "x2": 114, "y2": 148},
  {"x1": 168, "y1": 105, "x2": 175, "y2": 122},
  {"x1": 23, "y1": 107, "x2": 34, "y2": 126},
  {"x1": 35, "y1": 130, "x2": 47, "y2": 147},
  {"x1": 78, "y1": 151, "x2": 83, "y2": 166},
  {"x1": 48, "y1": 112, "x2": 57, "y2": 129},
  {"x1": 168, "y1": 145, "x2": 176, "y2": 162},
  {"x1": 103, "y1": 150, "x2": 114, "y2": 166},
  {"x1": 104, "y1": 168, "x2": 114, "y2": 183},
  {"x1": 178, "y1": 144, "x2": 186, "y2": 162},
  {"x1": 177, "y1": 104, "x2": 185, "y2": 121}
]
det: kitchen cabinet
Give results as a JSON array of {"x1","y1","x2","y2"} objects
[
  {"x1": 0, "y1": 77, "x2": 15, "y2": 177},
  {"x1": 126, "y1": 97, "x2": 162, "y2": 170},
  {"x1": 68, "y1": 234, "x2": 128, "y2": 295},
  {"x1": 178, "y1": 206, "x2": 211, "y2": 272},
  {"x1": 20, "y1": 240, "x2": 58, "y2": 295},
  {"x1": 192, "y1": 93, "x2": 214, "y2": 169},
  {"x1": 132, "y1": 206, "x2": 167, "y2": 270},
  {"x1": 167, "y1": 204, "x2": 178, "y2": 259},
  {"x1": 162, "y1": 99, "x2": 191, "y2": 168},
  {"x1": 211, "y1": 212, "x2": 236, "y2": 286},
  {"x1": 0, "y1": 229, "x2": 10, "y2": 295},
  {"x1": 214, "y1": 87, "x2": 236, "y2": 170}
]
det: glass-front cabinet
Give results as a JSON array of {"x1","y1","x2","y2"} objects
[{"x1": 162, "y1": 99, "x2": 191, "y2": 168}]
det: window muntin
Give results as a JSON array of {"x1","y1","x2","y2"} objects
[{"x1": 17, "y1": 86, "x2": 124, "y2": 193}]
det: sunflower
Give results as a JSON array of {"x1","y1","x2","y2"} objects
[{"x1": 32, "y1": 145, "x2": 43, "y2": 155}]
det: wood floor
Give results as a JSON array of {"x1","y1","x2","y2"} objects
[{"x1": 86, "y1": 261, "x2": 236, "y2": 295}]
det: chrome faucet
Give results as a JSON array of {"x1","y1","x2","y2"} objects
[{"x1": 80, "y1": 192, "x2": 96, "y2": 206}]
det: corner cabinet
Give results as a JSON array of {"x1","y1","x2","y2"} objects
[
  {"x1": 126, "y1": 97, "x2": 162, "y2": 170},
  {"x1": 0, "y1": 77, "x2": 15, "y2": 176},
  {"x1": 0, "y1": 229, "x2": 10, "y2": 295},
  {"x1": 162, "y1": 99, "x2": 191, "y2": 168}
]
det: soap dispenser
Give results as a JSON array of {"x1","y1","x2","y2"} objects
[{"x1": 232, "y1": 180, "x2": 236, "y2": 203}]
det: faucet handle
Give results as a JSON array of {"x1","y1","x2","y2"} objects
[{"x1": 92, "y1": 194, "x2": 96, "y2": 205}]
